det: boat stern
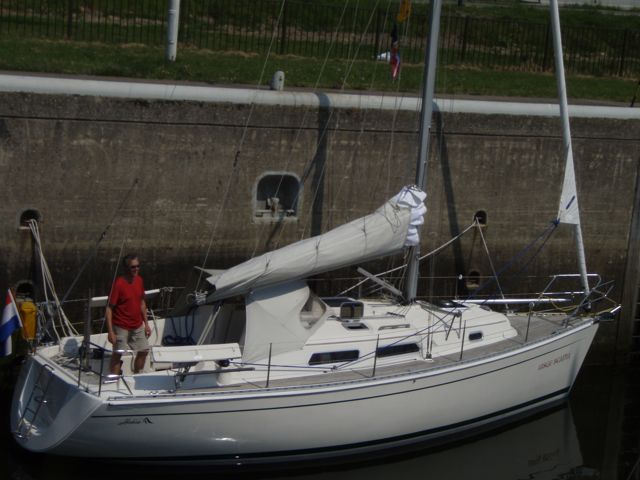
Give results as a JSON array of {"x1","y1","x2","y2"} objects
[{"x1": 11, "y1": 354, "x2": 101, "y2": 453}]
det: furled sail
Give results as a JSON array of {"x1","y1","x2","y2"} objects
[
  {"x1": 206, "y1": 186, "x2": 426, "y2": 302},
  {"x1": 556, "y1": 146, "x2": 581, "y2": 225}
]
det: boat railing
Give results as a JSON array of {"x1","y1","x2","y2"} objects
[{"x1": 75, "y1": 342, "x2": 137, "y2": 396}]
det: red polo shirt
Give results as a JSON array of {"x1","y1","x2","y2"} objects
[{"x1": 108, "y1": 275, "x2": 145, "y2": 330}]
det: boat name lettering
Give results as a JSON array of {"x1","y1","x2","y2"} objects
[
  {"x1": 117, "y1": 417, "x2": 154, "y2": 426},
  {"x1": 528, "y1": 448, "x2": 560, "y2": 466},
  {"x1": 538, "y1": 353, "x2": 571, "y2": 370}
]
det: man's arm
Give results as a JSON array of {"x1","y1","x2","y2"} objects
[
  {"x1": 141, "y1": 299, "x2": 151, "y2": 337},
  {"x1": 106, "y1": 280, "x2": 119, "y2": 346},
  {"x1": 106, "y1": 305, "x2": 117, "y2": 345}
]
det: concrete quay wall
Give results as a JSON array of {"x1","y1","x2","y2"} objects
[{"x1": 0, "y1": 85, "x2": 638, "y2": 363}]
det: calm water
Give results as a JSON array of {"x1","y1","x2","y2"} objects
[{"x1": 1, "y1": 365, "x2": 638, "y2": 480}]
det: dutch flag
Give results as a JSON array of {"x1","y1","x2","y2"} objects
[{"x1": 1, "y1": 290, "x2": 21, "y2": 357}]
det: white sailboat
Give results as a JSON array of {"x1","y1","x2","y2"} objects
[{"x1": 10, "y1": 0, "x2": 616, "y2": 464}]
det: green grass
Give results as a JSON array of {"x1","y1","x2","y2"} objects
[
  {"x1": 2, "y1": 1, "x2": 638, "y2": 79},
  {"x1": 1, "y1": 37, "x2": 637, "y2": 103}
]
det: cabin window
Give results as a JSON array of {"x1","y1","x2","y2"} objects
[
  {"x1": 253, "y1": 173, "x2": 300, "y2": 221},
  {"x1": 468, "y1": 331, "x2": 483, "y2": 342},
  {"x1": 474, "y1": 210, "x2": 487, "y2": 227},
  {"x1": 309, "y1": 350, "x2": 359, "y2": 365},
  {"x1": 376, "y1": 343, "x2": 419, "y2": 358},
  {"x1": 300, "y1": 292, "x2": 326, "y2": 328},
  {"x1": 339, "y1": 301, "x2": 364, "y2": 319},
  {"x1": 322, "y1": 297, "x2": 357, "y2": 307},
  {"x1": 18, "y1": 208, "x2": 42, "y2": 230}
]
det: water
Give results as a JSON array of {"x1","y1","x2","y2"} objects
[{"x1": 1, "y1": 365, "x2": 638, "y2": 480}]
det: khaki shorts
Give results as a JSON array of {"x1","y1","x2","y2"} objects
[{"x1": 114, "y1": 325, "x2": 149, "y2": 352}]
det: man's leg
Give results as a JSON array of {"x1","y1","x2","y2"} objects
[
  {"x1": 110, "y1": 325, "x2": 128, "y2": 376},
  {"x1": 134, "y1": 351, "x2": 148, "y2": 374},
  {"x1": 110, "y1": 351, "x2": 122, "y2": 375},
  {"x1": 130, "y1": 325, "x2": 150, "y2": 374}
]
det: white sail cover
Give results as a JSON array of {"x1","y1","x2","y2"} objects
[
  {"x1": 556, "y1": 146, "x2": 581, "y2": 225},
  {"x1": 206, "y1": 186, "x2": 426, "y2": 302},
  {"x1": 243, "y1": 280, "x2": 320, "y2": 363}
]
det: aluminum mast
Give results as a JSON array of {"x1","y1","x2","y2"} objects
[
  {"x1": 549, "y1": 0, "x2": 590, "y2": 296},
  {"x1": 404, "y1": 0, "x2": 442, "y2": 302}
]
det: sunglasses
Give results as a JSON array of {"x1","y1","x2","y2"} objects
[{"x1": 129, "y1": 264, "x2": 141, "y2": 270}]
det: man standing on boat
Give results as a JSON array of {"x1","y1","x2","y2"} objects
[{"x1": 106, "y1": 253, "x2": 151, "y2": 375}]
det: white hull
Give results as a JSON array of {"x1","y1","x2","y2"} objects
[{"x1": 11, "y1": 320, "x2": 597, "y2": 464}]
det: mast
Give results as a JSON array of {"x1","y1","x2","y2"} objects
[
  {"x1": 404, "y1": 0, "x2": 442, "y2": 302},
  {"x1": 549, "y1": 0, "x2": 590, "y2": 296}
]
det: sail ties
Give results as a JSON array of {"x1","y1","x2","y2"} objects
[
  {"x1": 390, "y1": 185, "x2": 427, "y2": 247},
  {"x1": 205, "y1": 187, "x2": 421, "y2": 302}
]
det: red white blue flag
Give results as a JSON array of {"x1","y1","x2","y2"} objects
[{"x1": 1, "y1": 290, "x2": 21, "y2": 357}]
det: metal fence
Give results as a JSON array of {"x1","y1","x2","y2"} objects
[{"x1": 1, "y1": 0, "x2": 638, "y2": 77}]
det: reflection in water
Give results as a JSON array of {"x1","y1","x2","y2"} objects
[
  {"x1": 276, "y1": 407, "x2": 586, "y2": 480},
  {"x1": 2, "y1": 366, "x2": 639, "y2": 480}
]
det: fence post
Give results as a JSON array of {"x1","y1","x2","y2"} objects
[
  {"x1": 179, "y1": 0, "x2": 188, "y2": 44},
  {"x1": 279, "y1": 0, "x2": 288, "y2": 55},
  {"x1": 542, "y1": 23, "x2": 551, "y2": 71},
  {"x1": 166, "y1": 0, "x2": 181, "y2": 61},
  {"x1": 66, "y1": 0, "x2": 74, "y2": 39},
  {"x1": 460, "y1": 16, "x2": 470, "y2": 63},
  {"x1": 373, "y1": 8, "x2": 381, "y2": 60},
  {"x1": 618, "y1": 29, "x2": 628, "y2": 77}
]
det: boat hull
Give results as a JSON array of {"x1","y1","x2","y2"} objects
[{"x1": 11, "y1": 321, "x2": 597, "y2": 464}]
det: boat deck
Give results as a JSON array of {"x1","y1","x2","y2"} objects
[{"x1": 48, "y1": 313, "x2": 584, "y2": 399}]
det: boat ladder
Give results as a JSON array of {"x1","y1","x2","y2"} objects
[{"x1": 14, "y1": 363, "x2": 54, "y2": 439}]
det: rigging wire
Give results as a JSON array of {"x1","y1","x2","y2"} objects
[
  {"x1": 201, "y1": 1, "x2": 359, "y2": 295},
  {"x1": 298, "y1": 2, "x2": 383, "y2": 241},
  {"x1": 196, "y1": 0, "x2": 288, "y2": 288},
  {"x1": 28, "y1": 220, "x2": 78, "y2": 340},
  {"x1": 249, "y1": 0, "x2": 355, "y2": 257},
  {"x1": 476, "y1": 220, "x2": 506, "y2": 300},
  {"x1": 337, "y1": 220, "x2": 476, "y2": 296},
  {"x1": 468, "y1": 221, "x2": 559, "y2": 301},
  {"x1": 60, "y1": 177, "x2": 139, "y2": 305},
  {"x1": 318, "y1": 0, "x2": 395, "y2": 236},
  {"x1": 99, "y1": 237, "x2": 127, "y2": 335}
]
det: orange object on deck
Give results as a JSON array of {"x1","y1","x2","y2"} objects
[{"x1": 18, "y1": 301, "x2": 37, "y2": 341}]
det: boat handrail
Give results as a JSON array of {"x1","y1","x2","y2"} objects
[
  {"x1": 173, "y1": 366, "x2": 256, "y2": 390},
  {"x1": 151, "y1": 343, "x2": 241, "y2": 364},
  {"x1": 76, "y1": 343, "x2": 140, "y2": 396}
]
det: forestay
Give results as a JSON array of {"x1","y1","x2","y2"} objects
[{"x1": 205, "y1": 186, "x2": 426, "y2": 302}]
